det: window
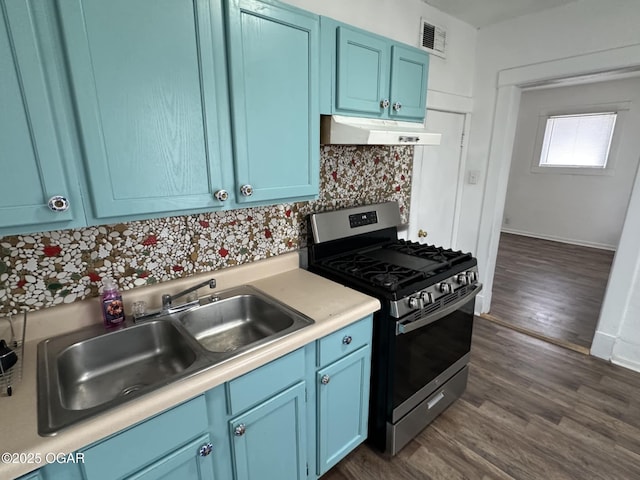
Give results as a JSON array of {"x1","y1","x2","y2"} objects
[{"x1": 538, "y1": 112, "x2": 617, "y2": 169}]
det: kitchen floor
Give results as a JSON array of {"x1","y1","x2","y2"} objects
[
  {"x1": 487, "y1": 232, "x2": 614, "y2": 351},
  {"x1": 324, "y1": 317, "x2": 640, "y2": 479}
]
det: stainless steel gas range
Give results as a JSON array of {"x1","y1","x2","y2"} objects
[{"x1": 307, "y1": 202, "x2": 482, "y2": 455}]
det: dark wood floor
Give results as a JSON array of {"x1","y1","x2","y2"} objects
[
  {"x1": 489, "y1": 233, "x2": 615, "y2": 350},
  {"x1": 324, "y1": 317, "x2": 640, "y2": 480}
]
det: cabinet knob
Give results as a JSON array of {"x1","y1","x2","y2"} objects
[
  {"x1": 199, "y1": 443, "x2": 213, "y2": 457},
  {"x1": 215, "y1": 190, "x2": 229, "y2": 202},
  {"x1": 321, "y1": 374, "x2": 331, "y2": 385},
  {"x1": 47, "y1": 195, "x2": 70, "y2": 212},
  {"x1": 392, "y1": 102, "x2": 402, "y2": 111},
  {"x1": 418, "y1": 229, "x2": 428, "y2": 238},
  {"x1": 342, "y1": 335, "x2": 352, "y2": 345},
  {"x1": 234, "y1": 423, "x2": 246, "y2": 436},
  {"x1": 380, "y1": 99, "x2": 390, "y2": 109},
  {"x1": 240, "y1": 184, "x2": 253, "y2": 197}
]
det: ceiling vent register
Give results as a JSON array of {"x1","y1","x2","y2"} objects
[{"x1": 420, "y1": 18, "x2": 446, "y2": 58}]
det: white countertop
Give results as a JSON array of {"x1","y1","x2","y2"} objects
[{"x1": 0, "y1": 252, "x2": 380, "y2": 479}]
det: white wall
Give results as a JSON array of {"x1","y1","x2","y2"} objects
[
  {"x1": 459, "y1": 0, "x2": 640, "y2": 254},
  {"x1": 284, "y1": 0, "x2": 478, "y2": 101},
  {"x1": 502, "y1": 77, "x2": 640, "y2": 249},
  {"x1": 459, "y1": 0, "x2": 640, "y2": 371}
]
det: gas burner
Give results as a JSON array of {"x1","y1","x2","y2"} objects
[{"x1": 371, "y1": 273, "x2": 400, "y2": 289}]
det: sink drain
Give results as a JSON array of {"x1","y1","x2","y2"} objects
[{"x1": 120, "y1": 384, "x2": 146, "y2": 397}]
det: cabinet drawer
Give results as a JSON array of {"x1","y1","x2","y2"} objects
[
  {"x1": 82, "y1": 395, "x2": 206, "y2": 479},
  {"x1": 317, "y1": 315, "x2": 372, "y2": 367},
  {"x1": 227, "y1": 348, "x2": 305, "y2": 415}
]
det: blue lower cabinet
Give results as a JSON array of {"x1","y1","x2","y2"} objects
[
  {"x1": 230, "y1": 381, "x2": 307, "y2": 480},
  {"x1": 81, "y1": 396, "x2": 208, "y2": 480},
  {"x1": 16, "y1": 317, "x2": 374, "y2": 480},
  {"x1": 316, "y1": 346, "x2": 371, "y2": 476},
  {"x1": 16, "y1": 471, "x2": 44, "y2": 480},
  {"x1": 127, "y1": 434, "x2": 215, "y2": 480}
]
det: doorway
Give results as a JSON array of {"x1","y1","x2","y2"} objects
[{"x1": 482, "y1": 74, "x2": 640, "y2": 353}]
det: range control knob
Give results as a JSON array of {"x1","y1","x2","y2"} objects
[
  {"x1": 467, "y1": 271, "x2": 477, "y2": 283},
  {"x1": 456, "y1": 274, "x2": 468, "y2": 286},
  {"x1": 408, "y1": 296, "x2": 422, "y2": 309},
  {"x1": 420, "y1": 291, "x2": 434, "y2": 304},
  {"x1": 439, "y1": 283, "x2": 452, "y2": 294}
]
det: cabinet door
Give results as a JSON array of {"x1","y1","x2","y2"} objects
[
  {"x1": 0, "y1": 1, "x2": 84, "y2": 235},
  {"x1": 17, "y1": 471, "x2": 44, "y2": 480},
  {"x1": 226, "y1": 0, "x2": 319, "y2": 204},
  {"x1": 57, "y1": 0, "x2": 232, "y2": 220},
  {"x1": 389, "y1": 44, "x2": 429, "y2": 121},
  {"x1": 230, "y1": 381, "x2": 307, "y2": 480},
  {"x1": 317, "y1": 346, "x2": 371, "y2": 476},
  {"x1": 335, "y1": 26, "x2": 389, "y2": 117},
  {"x1": 128, "y1": 435, "x2": 215, "y2": 480}
]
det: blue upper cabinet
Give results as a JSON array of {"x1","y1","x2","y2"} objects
[
  {"x1": 2, "y1": 0, "x2": 320, "y2": 236},
  {"x1": 56, "y1": 0, "x2": 234, "y2": 220},
  {"x1": 0, "y1": 0, "x2": 85, "y2": 236},
  {"x1": 321, "y1": 18, "x2": 429, "y2": 122},
  {"x1": 389, "y1": 45, "x2": 429, "y2": 121},
  {"x1": 226, "y1": 0, "x2": 319, "y2": 204},
  {"x1": 335, "y1": 26, "x2": 388, "y2": 116}
]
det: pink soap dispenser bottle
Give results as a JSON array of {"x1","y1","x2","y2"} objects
[{"x1": 101, "y1": 277, "x2": 125, "y2": 328}]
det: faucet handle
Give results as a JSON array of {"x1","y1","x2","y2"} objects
[{"x1": 161, "y1": 294, "x2": 172, "y2": 309}]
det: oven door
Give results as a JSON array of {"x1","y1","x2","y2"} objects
[{"x1": 391, "y1": 284, "x2": 482, "y2": 422}]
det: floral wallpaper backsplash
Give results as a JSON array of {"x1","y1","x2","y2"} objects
[{"x1": 0, "y1": 145, "x2": 413, "y2": 315}]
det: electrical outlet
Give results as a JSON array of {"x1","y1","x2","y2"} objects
[
  {"x1": 504, "y1": 217, "x2": 510, "y2": 225},
  {"x1": 468, "y1": 170, "x2": 480, "y2": 185}
]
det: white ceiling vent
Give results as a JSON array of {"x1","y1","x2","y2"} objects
[{"x1": 419, "y1": 18, "x2": 446, "y2": 59}]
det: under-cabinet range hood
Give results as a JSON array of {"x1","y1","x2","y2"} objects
[{"x1": 320, "y1": 115, "x2": 441, "y2": 146}]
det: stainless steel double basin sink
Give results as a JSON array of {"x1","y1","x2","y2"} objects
[{"x1": 37, "y1": 286, "x2": 314, "y2": 436}]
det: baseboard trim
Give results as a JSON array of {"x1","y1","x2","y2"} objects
[
  {"x1": 500, "y1": 228, "x2": 616, "y2": 251},
  {"x1": 612, "y1": 356, "x2": 640, "y2": 373},
  {"x1": 479, "y1": 313, "x2": 591, "y2": 355},
  {"x1": 610, "y1": 339, "x2": 640, "y2": 373},
  {"x1": 590, "y1": 331, "x2": 616, "y2": 360}
]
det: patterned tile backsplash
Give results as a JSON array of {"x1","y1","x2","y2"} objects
[{"x1": 0, "y1": 145, "x2": 413, "y2": 315}]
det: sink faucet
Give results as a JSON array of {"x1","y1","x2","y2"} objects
[{"x1": 162, "y1": 278, "x2": 216, "y2": 311}]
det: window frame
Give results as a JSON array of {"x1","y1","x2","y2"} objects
[{"x1": 529, "y1": 102, "x2": 629, "y2": 176}]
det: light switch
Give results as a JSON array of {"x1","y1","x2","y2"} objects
[{"x1": 468, "y1": 170, "x2": 480, "y2": 185}]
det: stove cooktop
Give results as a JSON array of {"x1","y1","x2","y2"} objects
[{"x1": 313, "y1": 240, "x2": 476, "y2": 299}]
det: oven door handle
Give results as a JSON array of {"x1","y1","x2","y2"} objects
[{"x1": 396, "y1": 284, "x2": 483, "y2": 335}]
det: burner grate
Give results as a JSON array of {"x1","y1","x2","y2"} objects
[
  {"x1": 387, "y1": 240, "x2": 473, "y2": 266},
  {"x1": 319, "y1": 253, "x2": 427, "y2": 291}
]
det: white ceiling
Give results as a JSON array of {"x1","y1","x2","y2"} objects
[{"x1": 422, "y1": 0, "x2": 581, "y2": 28}]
